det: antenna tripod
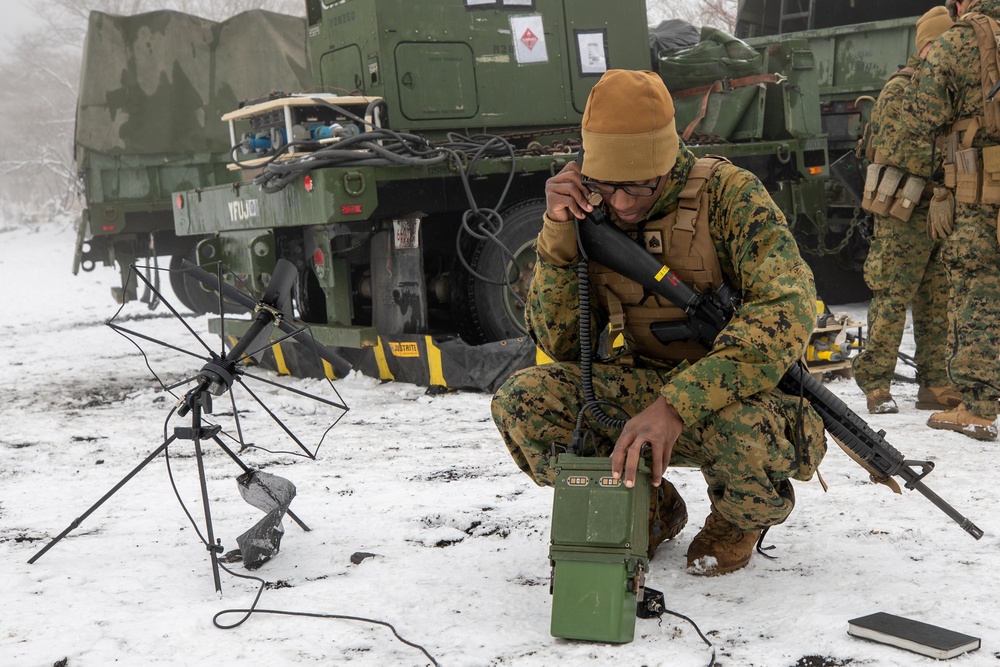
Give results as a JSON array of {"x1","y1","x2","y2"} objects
[
  {"x1": 28, "y1": 258, "x2": 347, "y2": 593},
  {"x1": 28, "y1": 259, "x2": 346, "y2": 592},
  {"x1": 27, "y1": 377, "x2": 311, "y2": 593}
]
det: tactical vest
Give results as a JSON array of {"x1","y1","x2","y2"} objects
[
  {"x1": 956, "y1": 10, "x2": 1000, "y2": 141},
  {"x1": 940, "y1": 10, "x2": 1000, "y2": 204},
  {"x1": 590, "y1": 156, "x2": 727, "y2": 364}
]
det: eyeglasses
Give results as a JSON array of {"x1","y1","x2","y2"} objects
[{"x1": 581, "y1": 175, "x2": 661, "y2": 197}]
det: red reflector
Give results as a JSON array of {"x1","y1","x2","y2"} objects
[
  {"x1": 175, "y1": 194, "x2": 183, "y2": 209},
  {"x1": 101, "y1": 225, "x2": 116, "y2": 232},
  {"x1": 314, "y1": 248, "x2": 325, "y2": 266},
  {"x1": 304, "y1": 175, "x2": 314, "y2": 192},
  {"x1": 808, "y1": 166, "x2": 824, "y2": 176},
  {"x1": 341, "y1": 204, "x2": 363, "y2": 215}
]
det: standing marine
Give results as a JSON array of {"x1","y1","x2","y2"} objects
[
  {"x1": 902, "y1": 0, "x2": 1000, "y2": 441},
  {"x1": 491, "y1": 69, "x2": 827, "y2": 576},
  {"x1": 853, "y1": 6, "x2": 959, "y2": 415}
]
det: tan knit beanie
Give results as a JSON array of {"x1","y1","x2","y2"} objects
[
  {"x1": 916, "y1": 6, "x2": 953, "y2": 52},
  {"x1": 581, "y1": 69, "x2": 679, "y2": 182}
]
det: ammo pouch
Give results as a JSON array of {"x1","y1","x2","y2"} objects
[
  {"x1": 955, "y1": 147, "x2": 982, "y2": 204},
  {"x1": 946, "y1": 146, "x2": 1000, "y2": 205},
  {"x1": 888, "y1": 175, "x2": 926, "y2": 222},
  {"x1": 862, "y1": 163, "x2": 924, "y2": 221},
  {"x1": 982, "y1": 145, "x2": 1000, "y2": 204},
  {"x1": 944, "y1": 161, "x2": 957, "y2": 189},
  {"x1": 862, "y1": 164, "x2": 892, "y2": 215}
]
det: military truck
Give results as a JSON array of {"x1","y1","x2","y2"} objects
[
  {"x1": 73, "y1": 0, "x2": 938, "y2": 389},
  {"x1": 72, "y1": 10, "x2": 312, "y2": 312}
]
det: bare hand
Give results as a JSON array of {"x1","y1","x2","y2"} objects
[
  {"x1": 611, "y1": 396, "x2": 682, "y2": 488},
  {"x1": 544, "y1": 161, "x2": 594, "y2": 222}
]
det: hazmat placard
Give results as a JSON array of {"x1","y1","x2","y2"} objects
[{"x1": 510, "y1": 15, "x2": 548, "y2": 64}]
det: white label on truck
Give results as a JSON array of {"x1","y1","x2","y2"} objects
[
  {"x1": 510, "y1": 15, "x2": 547, "y2": 64},
  {"x1": 577, "y1": 31, "x2": 608, "y2": 75},
  {"x1": 228, "y1": 199, "x2": 259, "y2": 222},
  {"x1": 393, "y1": 218, "x2": 421, "y2": 250}
]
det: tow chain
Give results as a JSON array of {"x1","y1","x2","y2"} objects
[{"x1": 795, "y1": 206, "x2": 870, "y2": 259}]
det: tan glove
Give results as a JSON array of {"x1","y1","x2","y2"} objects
[{"x1": 927, "y1": 186, "x2": 955, "y2": 241}]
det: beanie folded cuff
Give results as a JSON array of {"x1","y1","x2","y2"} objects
[{"x1": 581, "y1": 124, "x2": 679, "y2": 182}]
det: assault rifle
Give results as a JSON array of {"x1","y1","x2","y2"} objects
[{"x1": 576, "y1": 208, "x2": 984, "y2": 540}]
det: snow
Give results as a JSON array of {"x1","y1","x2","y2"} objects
[{"x1": 1, "y1": 219, "x2": 998, "y2": 667}]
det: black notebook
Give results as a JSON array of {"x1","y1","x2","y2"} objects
[{"x1": 847, "y1": 612, "x2": 981, "y2": 660}]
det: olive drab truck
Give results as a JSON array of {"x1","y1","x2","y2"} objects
[
  {"x1": 72, "y1": 10, "x2": 312, "y2": 312},
  {"x1": 73, "y1": 0, "x2": 939, "y2": 390},
  {"x1": 174, "y1": 0, "x2": 652, "y2": 390}
]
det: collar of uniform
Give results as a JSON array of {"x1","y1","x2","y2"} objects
[{"x1": 643, "y1": 141, "x2": 695, "y2": 221}]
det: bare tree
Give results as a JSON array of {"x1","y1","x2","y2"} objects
[
  {"x1": 0, "y1": 29, "x2": 81, "y2": 216},
  {"x1": 647, "y1": 0, "x2": 738, "y2": 31}
]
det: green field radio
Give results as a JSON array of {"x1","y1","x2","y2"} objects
[{"x1": 548, "y1": 454, "x2": 651, "y2": 643}]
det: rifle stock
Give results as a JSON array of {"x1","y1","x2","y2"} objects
[{"x1": 576, "y1": 209, "x2": 983, "y2": 539}]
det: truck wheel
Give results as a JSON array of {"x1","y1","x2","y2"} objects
[
  {"x1": 296, "y1": 265, "x2": 327, "y2": 324},
  {"x1": 453, "y1": 199, "x2": 545, "y2": 344},
  {"x1": 168, "y1": 249, "x2": 201, "y2": 313},
  {"x1": 169, "y1": 246, "x2": 240, "y2": 315}
]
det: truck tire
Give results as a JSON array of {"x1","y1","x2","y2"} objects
[
  {"x1": 169, "y1": 246, "x2": 241, "y2": 315},
  {"x1": 453, "y1": 199, "x2": 545, "y2": 345},
  {"x1": 168, "y1": 248, "x2": 201, "y2": 313}
]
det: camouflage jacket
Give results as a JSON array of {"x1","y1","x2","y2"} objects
[
  {"x1": 870, "y1": 56, "x2": 942, "y2": 180},
  {"x1": 903, "y1": 0, "x2": 1000, "y2": 146},
  {"x1": 526, "y1": 143, "x2": 817, "y2": 426}
]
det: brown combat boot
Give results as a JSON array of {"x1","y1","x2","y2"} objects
[
  {"x1": 686, "y1": 509, "x2": 761, "y2": 576},
  {"x1": 927, "y1": 404, "x2": 998, "y2": 441},
  {"x1": 647, "y1": 480, "x2": 687, "y2": 560},
  {"x1": 865, "y1": 388, "x2": 898, "y2": 414},
  {"x1": 916, "y1": 386, "x2": 962, "y2": 411}
]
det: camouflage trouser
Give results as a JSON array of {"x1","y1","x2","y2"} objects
[
  {"x1": 491, "y1": 361, "x2": 827, "y2": 531},
  {"x1": 853, "y1": 209, "x2": 950, "y2": 393},
  {"x1": 939, "y1": 204, "x2": 1000, "y2": 420}
]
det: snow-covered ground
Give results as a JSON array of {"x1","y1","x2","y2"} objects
[{"x1": 1, "y1": 219, "x2": 997, "y2": 667}]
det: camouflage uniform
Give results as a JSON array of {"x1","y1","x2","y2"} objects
[
  {"x1": 853, "y1": 56, "x2": 951, "y2": 395},
  {"x1": 491, "y1": 144, "x2": 827, "y2": 532},
  {"x1": 902, "y1": 1, "x2": 1000, "y2": 421}
]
